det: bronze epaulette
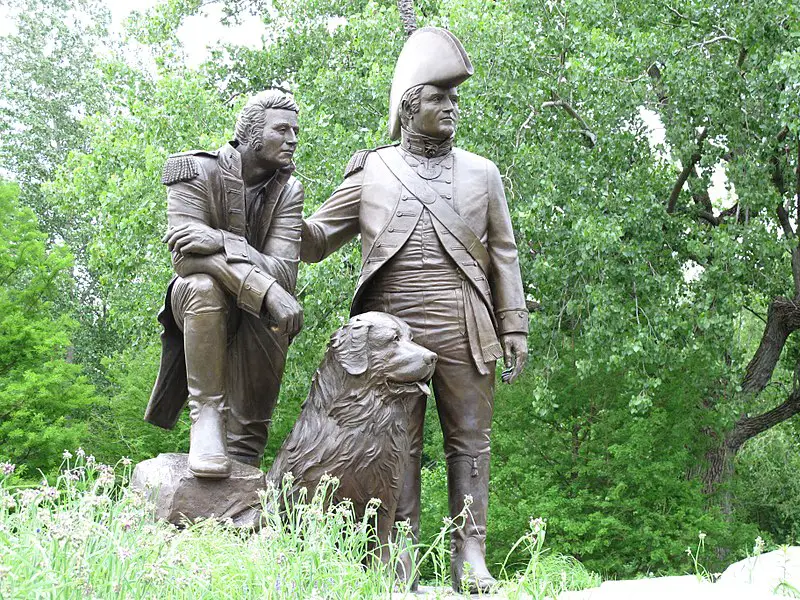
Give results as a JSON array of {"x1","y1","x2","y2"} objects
[
  {"x1": 161, "y1": 150, "x2": 219, "y2": 185},
  {"x1": 344, "y1": 149, "x2": 371, "y2": 179},
  {"x1": 162, "y1": 155, "x2": 199, "y2": 185},
  {"x1": 344, "y1": 144, "x2": 398, "y2": 179}
]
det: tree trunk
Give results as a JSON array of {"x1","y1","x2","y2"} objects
[
  {"x1": 396, "y1": 0, "x2": 418, "y2": 37},
  {"x1": 701, "y1": 297, "x2": 800, "y2": 495}
]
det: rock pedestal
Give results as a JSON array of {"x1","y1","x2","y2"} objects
[{"x1": 130, "y1": 453, "x2": 266, "y2": 528}]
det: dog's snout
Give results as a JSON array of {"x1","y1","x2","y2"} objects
[{"x1": 424, "y1": 350, "x2": 438, "y2": 365}]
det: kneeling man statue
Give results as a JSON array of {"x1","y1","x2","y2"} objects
[
  {"x1": 301, "y1": 28, "x2": 529, "y2": 592},
  {"x1": 145, "y1": 90, "x2": 304, "y2": 479}
]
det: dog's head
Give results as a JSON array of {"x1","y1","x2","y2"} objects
[{"x1": 330, "y1": 312, "x2": 437, "y2": 394}]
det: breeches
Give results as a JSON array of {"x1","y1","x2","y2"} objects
[
  {"x1": 361, "y1": 286, "x2": 495, "y2": 461},
  {"x1": 170, "y1": 273, "x2": 287, "y2": 462}
]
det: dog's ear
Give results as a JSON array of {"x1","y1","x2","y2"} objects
[{"x1": 331, "y1": 320, "x2": 371, "y2": 375}]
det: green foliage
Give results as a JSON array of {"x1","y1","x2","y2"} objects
[
  {"x1": 0, "y1": 0, "x2": 117, "y2": 384},
  {"x1": 734, "y1": 422, "x2": 800, "y2": 544},
  {"x1": 0, "y1": 181, "x2": 97, "y2": 477},
  {"x1": 86, "y1": 345, "x2": 191, "y2": 466},
  {"x1": 490, "y1": 363, "x2": 759, "y2": 577},
  {"x1": 0, "y1": 0, "x2": 109, "y2": 221}
]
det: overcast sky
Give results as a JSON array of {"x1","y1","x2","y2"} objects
[
  {"x1": 110, "y1": 0, "x2": 266, "y2": 66},
  {"x1": 0, "y1": 0, "x2": 265, "y2": 64}
]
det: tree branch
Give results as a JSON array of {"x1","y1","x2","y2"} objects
[
  {"x1": 737, "y1": 46, "x2": 748, "y2": 69},
  {"x1": 541, "y1": 99, "x2": 597, "y2": 147},
  {"x1": 697, "y1": 211, "x2": 719, "y2": 226},
  {"x1": 687, "y1": 35, "x2": 741, "y2": 51},
  {"x1": 667, "y1": 127, "x2": 707, "y2": 214},
  {"x1": 691, "y1": 186, "x2": 714, "y2": 213},
  {"x1": 743, "y1": 304, "x2": 767, "y2": 325},
  {"x1": 647, "y1": 63, "x2": 668, "y2": 107},
  {"x1": 515, "y1": 106, "x2": 537, "y2": 149},
  {"x1": 742, "y1": 297, "x2": 800, "y2": 394},
  {"x1": 664, "y1": 4, "x2": 742, "y2": 54},
  {"x1": 719, "y1": 203, "x2": 742, "y2": 223},
  {"x1": 776, "y1": 204, "x2": 794, "y2": 238},
  {"x1": 772, "y1": 127, "x2": 795, "y2": 240},
  {"x1": 792, "y1": 247, "x2": 800, "y2": 298},
  {"x1": 696, "y1": 205, "x2": 743, "y2": 227},
  {"x1": 396, "y1": 0, "x2": 418, "y2": 37},
  {"x1": 664, "y1": 4, "x2": 700, "y2": 26},
  {"x1": 795, "y1": 133, "x2": 800, "y2": 232},
  {"x1": 727, "y1": 388, "x2": 800, "y2": 453}
]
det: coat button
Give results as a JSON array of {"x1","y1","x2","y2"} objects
[
  {"x1": 500, "y1": 314, "x2": 506, "y2": 320},
  {"x1": 388, "y1": 227, "x2": 394, "y2": 232},
  {"x1": 245, "y1": 284, "x2": 252, "y2": 290},
  {"x1": 254, "y1": 268, "x2": 261, "y2": 273}
]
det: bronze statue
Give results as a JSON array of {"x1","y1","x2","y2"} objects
[
  {"x1": 145, "y1": 90, "x2": 305, "y2": 479},
  {"x1": 267, "y1": 312, "x2": 437, "y2": 563},
  {"x1": 301, "y1": 27, "x2": 529, "y2": 593}
]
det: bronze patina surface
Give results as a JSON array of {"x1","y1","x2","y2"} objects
[
  {"x1": 268, "y1": 311, "x2": 437, "y2": 564},
  {"x1": 301, "y1": 27, "x2": 529, "y2": 593},
  {"x1": 145, "y1": 90, "x2": 304, "y2": 479}
]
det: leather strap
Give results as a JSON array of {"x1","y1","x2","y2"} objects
[{"x1": 377, "y1": 147, "x2": 491, "y2": 274}]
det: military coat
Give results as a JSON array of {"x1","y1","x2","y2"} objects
[
  {"x1": 145, "y1": 142, "x2": 304, "y2": 429},
  {"x1": 302, "y1": 144, "x2": 528, "y2": 368}
]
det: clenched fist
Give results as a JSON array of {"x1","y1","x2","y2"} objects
[{"x1": 263, "y1": 283, "x2": 303, "y2": 337}]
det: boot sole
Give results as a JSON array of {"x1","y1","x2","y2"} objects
[{"x1": 189, "y1": 460, "x2": 232, "y2": 479}]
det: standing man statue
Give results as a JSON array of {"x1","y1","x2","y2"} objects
[
  {"x1": 145, "y1": 90, "x2": 305, "y2": 479},
  {"x1": 301, "y1": 28, "x2": 528, "y2": 593}
]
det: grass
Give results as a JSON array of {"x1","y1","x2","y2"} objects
[{"x1": 0, "y1": 453, "x2": 599, "y2": 599}]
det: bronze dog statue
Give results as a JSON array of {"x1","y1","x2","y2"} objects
[{"x1": 267, "y1": 311, "x2": 436, "y2": 560}]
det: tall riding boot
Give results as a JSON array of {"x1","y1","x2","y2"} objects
[
  {"x1": 185, "y1": 311, "x2": 231, "y2": 479},
  {"x1": 448, "y1": 453, "x2": 496, "y2": 593},
  {"x1": 393, "y1": 453, "x2": 422, "y2": 591}
]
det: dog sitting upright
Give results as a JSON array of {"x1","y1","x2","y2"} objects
[{"x1": 267, "y1": 312, "x2": 436, "y2": 558}]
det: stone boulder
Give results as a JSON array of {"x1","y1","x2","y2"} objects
[
  {"x1": 557, "y1": 574, "x2": 777, "y2": 600},
  {"x1": 130, "y1": 453, "x2": 266, "y2": 528},
  {"x1": 717, "y1": 546, "x2": 800, "y2": 596}
]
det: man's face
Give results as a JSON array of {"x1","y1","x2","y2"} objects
[
  {"x1": 407, "y1": 84, "x2": 459, "y2": 140},
  {"x1": 254, "y1": 108, "x2": 299, "y2": 170}
]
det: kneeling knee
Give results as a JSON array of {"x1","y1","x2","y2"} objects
[{"x1": 181, "y1": 273, "x2": 227, "y2": 307}]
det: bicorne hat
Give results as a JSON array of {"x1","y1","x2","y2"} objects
[{"x1": 388, "y1": 27, "x2": 474, "y2": 140}]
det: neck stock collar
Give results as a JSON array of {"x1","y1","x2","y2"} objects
[{"x1": 400, "y1": 128, "x2": 453, "y2": 158}]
